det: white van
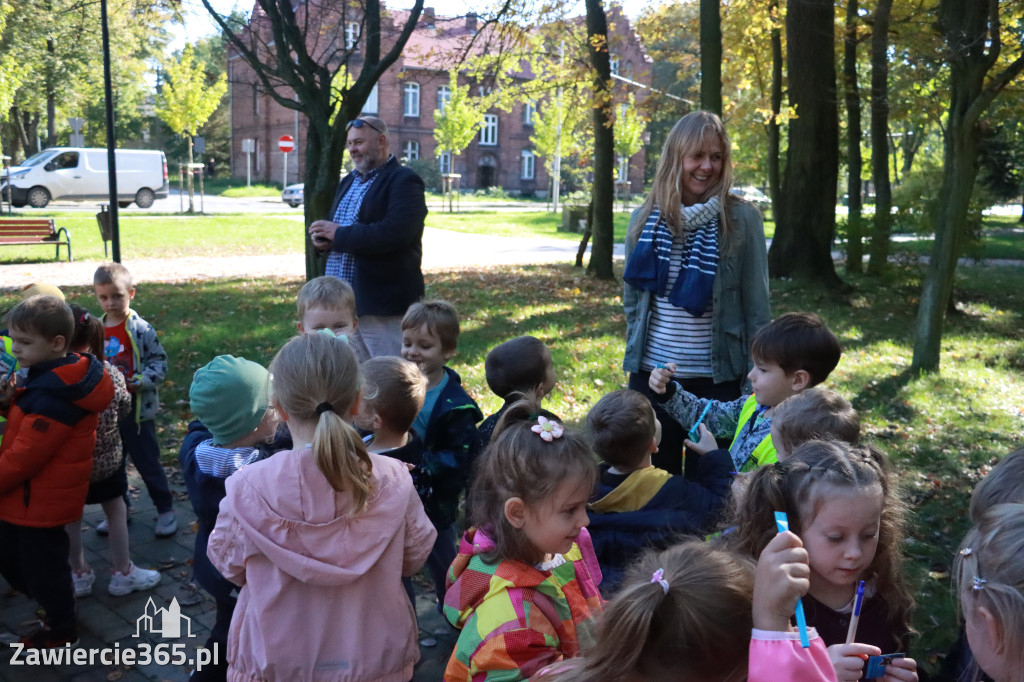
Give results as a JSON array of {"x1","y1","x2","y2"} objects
[{"x1": 1, "y1": 147, "x2": 168, "y2": 209}]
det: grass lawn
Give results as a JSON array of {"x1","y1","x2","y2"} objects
[
  {"x1": 870, "y1": 214, "x2": 1024, "y2": 261},
  {"x1": 4, "y1": 259, "x2": 1019, "y2": 675}
]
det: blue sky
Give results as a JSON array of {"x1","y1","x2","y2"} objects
[{"x1": 171, "y1": 0, "x2": 650, "y2": 50}]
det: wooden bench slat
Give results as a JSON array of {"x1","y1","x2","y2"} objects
[{"x1": 0, "y1": 218, "x2": 71, "y2": 261}]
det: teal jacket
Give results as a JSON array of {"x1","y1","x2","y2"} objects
[{"x1": 622, "y1": 198, "x2": 771, "y2": 385}]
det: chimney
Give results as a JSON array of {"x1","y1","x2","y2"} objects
[
  {"x1": 465, "y1": 12, "x2": 477, "y2": 33},
  {"x1": 421, "y1": 7, "x2": 435, "y2": 27}
]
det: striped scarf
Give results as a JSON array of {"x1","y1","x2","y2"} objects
[{"x1": 624, "y1": 197, "x2": 720, "y2": 316}]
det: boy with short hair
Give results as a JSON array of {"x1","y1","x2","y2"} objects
[
  {"x1": 585, "y1": 388, "x2": 733, "y2": 593},
  {"x1": 0, "y1": 296, "x2": 114, "y2": 648},
  {"x1": 770, "y1": 387, "x2": 860, "y2": 460},
  {"x1": 400, "y1": 300, "x2": 482, "y2": 607},
  {"x1": 180, "y1": 355, "x2": 279, "y2": 682},
  {"x1": 650, "y1": 312, "x2": 841, "y2": 472},
  {"x1": 296, "y1": 276, "x2": 370, "y2": 362},
  {"x1": 94, "y1": 263, "x2": 177, "y2": 537},
  {"x1": 357, "y1": 356, "x2": 427, "y2": 462},
  {"x1": 478, "y1": 335, "x2": 556, "y2": 447}
]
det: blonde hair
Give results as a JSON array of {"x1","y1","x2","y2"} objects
[
  {"x1": 729, "y1": 440, "x2": 914, "y2": 646},
  {"x1": 534, "y1": 541, "x2": 753, "y2": 682},
  {"x1": 270, "y1": 334, "x2": 374, "y2": 513},
  {"x1": 955, "y1": 503, "x2": 1024, "y2": 681},
  {"x1": 468, "y1": 398, "x2": 597, "y2": 564},
  {"x1": 969, "y1": 448, "x2": 1024, "y2": 524},
  {"x1": 296, "y1": 276, "x2": 357, "y2": 319},
  {"x1": 772, "y1": 388, "x2": 860, "y2": 457},
  {"x1": 633, "y1": 110, "x2": 736, "y2": 242},
  {"x1": 93, "y1": 262, "x2": 134, "y2": 289}
]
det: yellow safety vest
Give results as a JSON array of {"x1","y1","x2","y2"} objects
[
  {"x1": 0, "y1": 335, "x2": 14, "y2": 426},
  {"x1": 731, "y1": 394, "x2": 777, "y2": 473}
]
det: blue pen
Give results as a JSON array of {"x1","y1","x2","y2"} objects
[
  {"x1": 774, "y1": 511, "x2": 810, "y2": 648},
  {"x1": 846, "y1": 580, "x2": 866, "y2": 644},
  {"x1": 688, "y1": 401, "x2": 714, "y2": 442}
]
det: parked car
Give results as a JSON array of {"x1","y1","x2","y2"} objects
[
  {"x1": 282, "y1": 183, "x2": 304, "y2": 207},
  {"x1": 730, "y1": 186, "x2": 771, "y2": 214},
  {"x1": 1, "y1": 147, "x2": 168, "y2": 208}
]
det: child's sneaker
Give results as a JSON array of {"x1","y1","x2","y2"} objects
[
  {"x1": 72, "y1": 569, "x2": 96, "y2": 597},
  {"x1": 95, "y1": 518, "x2": 110, "y2": 536},
  {"x1": 108, "y1": 563, "x2": 162, "y2": 597},
  {"x1": 154, "y1": 510, "x2": 178, "y2": 538},
  {"x1": 19, "y1": 625, "x2": 79, "y2": 649}
]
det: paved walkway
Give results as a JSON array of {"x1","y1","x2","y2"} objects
[{"x1": 0, "y1": 466, "x2": 455, "y2": 681}]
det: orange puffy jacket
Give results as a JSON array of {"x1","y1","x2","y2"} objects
[{"x1": 0, "y1": 353, "x2": 113, "y2": 527}]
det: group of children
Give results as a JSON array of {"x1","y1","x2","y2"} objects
[{"x1": 1, "y1": 269, "x2": 1022, "y2": 682}]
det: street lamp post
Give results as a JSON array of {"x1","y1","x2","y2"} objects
[{"x1": 101, "y1": 0, "x2": 121, "y2": 262}]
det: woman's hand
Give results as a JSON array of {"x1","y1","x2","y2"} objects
[
  {"x1": 753, "y1": 531, "x2": 810, "y2": 632},
  {"x1": 882, "y1": 656, "x2": 918, "y2": 682},
  {"x1": 683, "y1": 423, "x2": 717, "y2": 454},
  {"x1": 649, "y1": 363, "x2": 676, "y2": 395},
  {"x1": 827, "y1": 643, "x2": 882, "y2": 682}
]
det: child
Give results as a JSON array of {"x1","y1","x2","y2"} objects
[
  {"x1": 180, "y1": 355, "x2": 280, "y2": 682},
  {"x1": 64, "y1": 305, "x2": 161, "y2": 598},
  {"x1": 478, "y1": 335, "x2": 556, "y2": 447},
  {"x1": 0, "y1": 295, "x2": 113, "y2": 648},
  {"x1": 535, "y1": 534, "x2": 839, "y2": 682},
  {"x1": 401, "y1": 300, "x2": 482, "y2": 606},
  {"x1": 650, "y1": 311, "x2": 841, "y2": 473},
  {"x1": 207, "y1": 333, "x2": 436, "y2": 680},
  {"x1": 356, "y1": 355, "x2": 426, "y2": 465},
  {"x1": 93, "y1": 263, "x2": 177, "y2": 537},
  {"x1": 954, "y1": 503, "x2": 1024, "y2": 682},
  {"x1": 730, "y1": 440, "x2": 920, "y2": 681},
  {"x1": 585, "y1": 388, "x2": 733, "y2": 593},
  {"x1": 296, "y1": 275, "x2": 370, "y2": 362},
  {"x1": 444, "y1": 398, "x2": 602, "y2": 680},
  {"x1": 771, "y1": 387, "x2": 860, "y2": 461}
]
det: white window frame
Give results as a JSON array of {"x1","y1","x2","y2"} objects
[
  {"x1": 480, "y1": 114, "x2": 498, "y2": 146},
  {"x1": 521, "y1": 150, "x2": 535, "y2": 180},
  {"x1": 610, "y1": 54, "x2": 620, "y2": 76},
  {"x1": 617, "y1": 154, "x2": 629, "y2": 181},
  {"x1": 404, "y1": 82, "x2": 420, "y2": 117},
  {"x1": 403, "y1": 140, "x2": 420, "y2": 162},
  {"x1": 345, "y1": 22, "x2": 360, "y2": 50},
  {"x1": 436, "y1": 85, "x2": 451, "y2": 113},
  {"x1": 523, "y1": 100, "x2": 535, "y2": 126},
  {"x1": 438, "y1": 151, "x2": 452, "y2": 174},
  {"x1": 361, "y1": 84, "x2": 378, "y2": 114}
]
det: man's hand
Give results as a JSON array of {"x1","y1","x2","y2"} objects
[
  {"x1": 649, "y1": 362, "x2": 676, "y2": 395},
  {"x1": 309, "y1": 220, "x2": 340, "y2": 249}
]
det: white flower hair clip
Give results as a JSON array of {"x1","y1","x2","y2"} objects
[
  {"x1": 531, "y1": 415, "x2": 564, "y2": 442},
  {"x1": 971, "y1": 576, "x2": 988, "y2": 592}
]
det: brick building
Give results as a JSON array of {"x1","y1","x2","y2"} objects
[{"x1": 229, "y1": 4, "x2": 651, "y2": 196}]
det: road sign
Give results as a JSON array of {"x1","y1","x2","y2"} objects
[
  {"x1": 241, "y1": 138, "x2": 255, "y2": 153},
  {"x1": 278, "y1": 135, "x2": 295, "y2": 153},
  {"x1": 193, "y1": 136, "x2": 206, "y2": 155}
]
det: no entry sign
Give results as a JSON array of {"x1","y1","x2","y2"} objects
[{"x1": 279, "y1": 135, "x2": 295, "y2": 153}]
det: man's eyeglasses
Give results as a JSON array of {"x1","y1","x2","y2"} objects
[{"x1": 346, "y1": 119, "x2": 384, "y2": 135}]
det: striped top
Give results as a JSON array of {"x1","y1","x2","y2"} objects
[{"x1": 640, "y1": 237, "x2": 714, "y2": 377}]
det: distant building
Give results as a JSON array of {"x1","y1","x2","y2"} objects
[{"x1": 228, "y1": 4, "x2": 651, "y2": 196}]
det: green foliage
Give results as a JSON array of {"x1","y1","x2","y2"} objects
[
  {"x1": 614, "y1": 93, "x2": 646, "y2": 178},
  {"x1": 156, "y1": 45, "x2": 228, "y2": 140},
  {"x1": 0, "y1": 2, "x2": 20, "y2": 158},
  {"x1": 433, "y1": 71, "x2": 484, "y2": 159},
  {"x1": 405, "y1": 157, "x2": 443, "y2": 193}
]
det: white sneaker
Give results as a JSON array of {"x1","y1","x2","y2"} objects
[
  {"x1": 72, "y1": 569, "x2": 95, "y2": 597},
  {"x1": 95, "y1": 519, "x2": 110, "y2": 536},
  {"x1": 154, "y1": 511, "x2": 178, "y2": 538},
  {"x1": 108, "y1": 563, "x2": 161, "y2": 597}
]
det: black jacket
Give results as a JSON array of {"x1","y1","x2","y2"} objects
[{"x1": 327, "y1": 158, "x2": 428, "y2": 317}]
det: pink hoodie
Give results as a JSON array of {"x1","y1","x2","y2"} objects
[{"x1": 208, "y1": 448, "x2": 437, "y2": 682}]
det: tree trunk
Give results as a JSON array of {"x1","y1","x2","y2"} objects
[
  {"x1": 769, "y1": 0, "x2": 841, "y2": 287},
  {"x1": 866, "y1": 0, "x2": 893, "y2": 275},
  {"x1": 843, "y1": 0, "x2": 863, "y2": 274},
  {"x1": 187, "y1": 136, "x2": 196, "y2": 213},
  {"x1": 911, "y1": 0, "x2": 1024, "y2": 373},
  {"x1": 767, "y1": 0, "x2": 782, "y2": 218},
  {"x1": 585, "y1": 0, "x2": 615, "y2": 280},
  {"x1": 700, "y1": 0, "x2": 722, "y2": 116}
]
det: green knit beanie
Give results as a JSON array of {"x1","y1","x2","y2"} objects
[{"x1": 189, "y1": 355, "x2": 270, "y2": 445}]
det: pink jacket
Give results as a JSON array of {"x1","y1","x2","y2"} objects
[{"x1": 208, "y1": 448, "x2": 437, "y2": 682}]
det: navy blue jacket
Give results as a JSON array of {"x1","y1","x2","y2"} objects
[
  {"x1": 420, "y1": 367, "x2": 482, "y2": 528},
  {"x1": 587, "y1": 450, "x2": 734, "y2": 594},
  {"x1": 327, "y1": 158, "x2": 427, "y2": 317}
]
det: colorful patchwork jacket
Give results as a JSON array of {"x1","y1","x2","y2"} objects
[{"x1": 443, "y1": 526, "x2": 604, "y2": 681}]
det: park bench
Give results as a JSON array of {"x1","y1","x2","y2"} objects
[{"x1": 0, "y1": 218, "x2": 72, "y2": 261}]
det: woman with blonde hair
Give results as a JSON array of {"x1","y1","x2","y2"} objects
[{"x1": 623, "y1": 110, "x2": 771, "y2": 474}]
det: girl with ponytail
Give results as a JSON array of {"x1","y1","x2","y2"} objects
[{"x1": 208, "y1": 333, "x2": 436, "y2": 681}]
